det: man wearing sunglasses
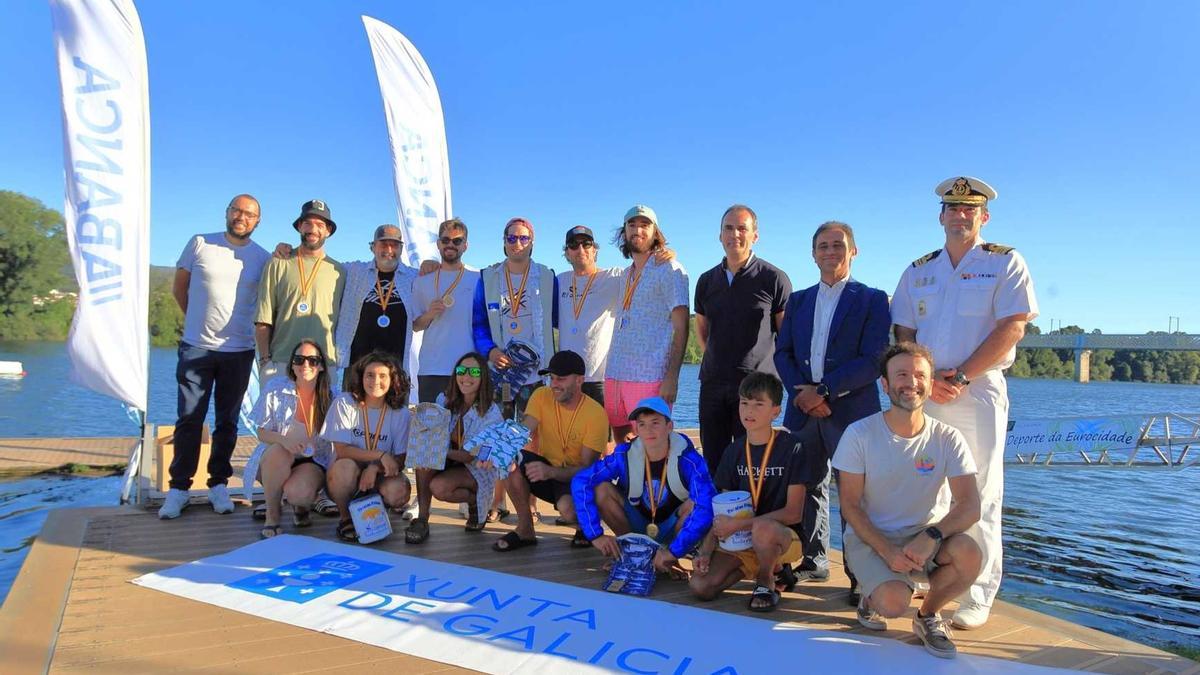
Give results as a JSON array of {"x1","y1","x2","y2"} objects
[
  {"x1": 472, "y1": 217, "x2": 559, "y2": 419},
  {"x1": 160, "y1": 194, "x2": 272, "y2": 519},
  {"x1": 557, "y1": 225, "x2": 622, "y2": 406},
  {"x1": 412, "y1": 218, "x2": 481, "y2": 402}
]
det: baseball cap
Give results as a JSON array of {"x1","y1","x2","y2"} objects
[
  {"x1": 373, "y1": 224, "x2": 403, "y2": 242},
  {"x1": 292, "y1": 199, "x2": 338, "y2": 235},
  {"x1": 623, "y1": 205, "x2": 658, "y2": 226},
  {"x1": 628, "y1": 396, "x2": 672, "y2": 422},
  {"x1": 564, "y1": 225, "x2": 594, "y2": 244},
  {"x1": 538, "y1": 350, "x2": 586, "y2": 377}
]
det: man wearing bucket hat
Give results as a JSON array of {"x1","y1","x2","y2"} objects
[
  {"x1": 255, "y1": 199, "x2": 346, "y2": 380},
  {"x1": 891, "y1": 176, "x2": 1038, "y2": 629},
  {"x1": 689, "y1": 371, "x2": 819, "y2": 612},
  {"x1": 571, "y1": 396, "x2": 716, "y2": 574},
  {"x1": 494, "y1": 350, "x2": 607, "y2": 552},
  {"x1": 332, "y1": 224, "x2": 419, "y2": 388},
  {"x1": 604, "y1": 205, "x2": 690, "y2": 442},
  {"x1": 472, "y1": 217, "x2": 558, "y2": 420}
]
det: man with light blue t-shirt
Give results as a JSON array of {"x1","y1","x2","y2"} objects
[{"x1": 160, "y1": 194, "x2": 272, "y2": 520}]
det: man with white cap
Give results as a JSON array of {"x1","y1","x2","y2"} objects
[
  {"x1": 890, "y1": 176, "x2": 1038, "y2": 629},
  {"x1": 604, "y1": 205, "x2": 690, "y2": 442}
]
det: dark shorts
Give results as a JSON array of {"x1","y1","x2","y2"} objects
[
  {"x1": 290, "y1": 456, "x2": 320, "y2": 470},
  {"x1": 520, "y1": 451, "x2": 572, "y2": 508},
  {"x1": 418, "y1": 375, "x2": 452, "y2": 403}
]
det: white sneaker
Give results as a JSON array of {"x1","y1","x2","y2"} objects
[
  {"x1": 951, "y1": 601, "x2": 991, "y2": 630},
  {"x1": 158, "y1": 489, "x2": 190, "y2": 519},
  {"x1": 208, "y1": 484, "x2": 235, "y2": 514}
]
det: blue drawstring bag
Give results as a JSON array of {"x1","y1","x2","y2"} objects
[{"x1": 602, "y1": 533, "x2": 659, "y2": 597}]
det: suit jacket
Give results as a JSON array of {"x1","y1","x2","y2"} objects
[{"x1": 774, "y1": 279, "x2": 891, "y2": 438}]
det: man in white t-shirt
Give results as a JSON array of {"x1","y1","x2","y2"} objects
[
  {"x1": 833, "y1": 341, "x2": 981, "y2": 659},
  {"x1": 160, "y1": 194, "x2": 272, "y2": 520},
  {"x1": 412, "y1": 218, "x2": 481, "y2": 402},
  {"x1": 556, "y1": 225, "x2": 622, "y2": 405}
]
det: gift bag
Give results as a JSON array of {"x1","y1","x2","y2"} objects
[
  {"x1": 602, "y1": 533, "x2": 659, "y2": 597},
  {"x1": 464, "y1": 419, "x2": 530, "y2": 471},
  {"x1": 405, "y1": 403, "x2": 452, "y2": 470}
]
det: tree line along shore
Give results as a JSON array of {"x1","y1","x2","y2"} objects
[{"x1": 3, "y1": 189, "x2": 1197, "y2": 385}]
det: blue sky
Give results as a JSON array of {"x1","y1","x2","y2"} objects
[{"x1": 3, "y1": 1, "x2": 1197, "y2": 334}]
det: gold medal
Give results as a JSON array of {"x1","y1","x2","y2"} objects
[
  {"x1": 646, "y1": 523, "x2": 659, "y2": 538},
  {"x1": 643, "y1": 450, "x2": 669, "y2": 538},
  {"x1": 442, "y1": 293, "x2": 455, "y2": 308}
]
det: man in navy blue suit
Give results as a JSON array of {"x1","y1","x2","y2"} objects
[{"x1": 774, "y1": 221, "x2": 890, "y2": 598}]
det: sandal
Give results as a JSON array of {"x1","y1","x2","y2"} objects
[
  {"x1": 492, "y1": 530, "x2": 538, "y2": 552},
  {"x1": 465, "y1": 503, "x2": 485, "y2": 532},
  {"x1": 336, "y1": 519, "x2": 358, "y2": 542},
  {"x1": 260, "y1": 524, "x2": 282, "y2": 539},
  {"x1": 775, "y1": 563, "x2": 798, "y2": 593},
  {"x1": 570, "y1": 529, "x2": 592, "y2": 548},
  {"x1": 404, "y1": 518, "x2": 430, "y2": 544},
  {"x1": 313, "y1": 494, "x2": 338, "y2": 517},
  {"x1": 531, "y1": 510, "x2": 541, "y2": 525},
  {"x1": 292, "y1": 506, "x2": 312, "y2": 528},
  {"x1": 252, "y1": 503, "x2": 267, "y2": 521},
  {"x1": 749, "y1": 585, "x2": 780, "y2": 612},
  {"x1": 485, "y1": 508, "x2": 510, "y2": 523},
  {"x1": 555, "y1": 515, "x2": 577, "y2": 526}
]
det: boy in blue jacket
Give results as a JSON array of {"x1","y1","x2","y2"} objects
[{"x1": 572, "y1": 397, "x2": 716, "y2": 575}]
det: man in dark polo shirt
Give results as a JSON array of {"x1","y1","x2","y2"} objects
[{"x1": 694, "y1": 204, "x2": 792, "y2": 475}]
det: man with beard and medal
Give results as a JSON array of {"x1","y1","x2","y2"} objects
[
  {"x1": 472, "y1": 217, "x2": 558, "y2": 420},
  {"x1": 833, "y1": 342, "x2": 982, "y2": 659},
  {"x1": 333, "y1": 224, "x2": 419, "y2": 389},
  {"x1": 604, "y1": 205, "x2": 689, "y2": 442},
  {"x1": 160, "y1": 194, "x2": 272, "y2": 520},
  {"x1": 255, "y1": 199, "x2": 345, "y2": 381},
  {"x1": 571, "y1": 396, "x2": 715, "y2": 575},
  {"x1": 412, "y1": 218, "x2": 481, "y2": 402}
]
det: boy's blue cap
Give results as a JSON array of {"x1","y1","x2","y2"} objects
[{"x1": 628, "y1": 396, "x2": 672, "y2": 422}]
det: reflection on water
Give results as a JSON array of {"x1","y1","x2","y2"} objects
[{"x1": 1, "y1": 343, "x2": 1198, "y2": 650}]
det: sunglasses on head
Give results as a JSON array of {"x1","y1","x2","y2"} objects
[
  {"x1": 454, "y1": 365, "x2": 482, "y2": 377},
  {"x1": 291, "y1": 354, "x2": 323, "y2": 367},
  {"x1": 439, "y1": 236, "x2": 466, "y2": 246},
  {"x1": 505, "y1": 234, "x2": 532, "y2": 245},
  {"x1": 566, "y1": 240, "x2": 595, "y2": 250}
]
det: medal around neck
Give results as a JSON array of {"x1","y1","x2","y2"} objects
[
  {"x1": 377, "y1": 315, "x2": 391, "y2": 328},
  {"x1": 296, "y1": 301, "x2": 311, "y2": 314},
  {"x1": 442, "y1": 294, "x2": 455, "y2": 307}
]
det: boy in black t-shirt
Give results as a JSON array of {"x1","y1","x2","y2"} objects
[{"x1": 689, "y1": 371, "x2": 821, "y2": 611}]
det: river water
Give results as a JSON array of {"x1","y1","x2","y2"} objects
[{"x1": 0, "y1": 341, "x2": 1197, "y2": 651}]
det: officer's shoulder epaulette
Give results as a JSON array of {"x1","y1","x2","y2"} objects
[
  {"x1": 981, "y1": 243, "x2": 1015, "y2": 255},
  {"x1": 911, "y1": 249, "x2": 941, "y2": 267}
]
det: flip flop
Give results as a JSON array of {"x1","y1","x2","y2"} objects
[
  {"x1": 485, "y1": 508, "x2": 510, "y2": 523},
  {"x1": 260, "y1": 524, "x2": 282, "y2": 540},
  {"x1": 292, "y1": 506, "x2": 312, "y2": 528},
  {"x1": 336, "y1": 519, "x2": 358, "y2": 542},
  {"x1": 464, "y1": 503, "x2": 485, "y2": 532},
  {"x1": 775, "y1": 563, "x2": 798, "y2": 592},
  {"x1": 749, "y1": 585, "x2": 780, "y2": 612},
  {"x1": 570, "y1": 529, "x2": 592, "y2": 548},
  {"x1": 252, "y1": 503, "x2": 267, "y2": 521},
  {"x1": 404, "y1": 518, "x2": 430, "y2": 544},
  {"x1": 493, "y1": 530, "x2": 537, "y2": 552},
  {"x1": 313, "y1": 495, "x2": 338, "y2": 517}
]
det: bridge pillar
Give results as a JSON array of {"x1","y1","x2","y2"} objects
[{"x1": 1073, "y1": 349, "x2": 1092, "y2": 383}]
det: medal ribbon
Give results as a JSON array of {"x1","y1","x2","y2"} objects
[
  {"x1": 360, "y1": 403, "x2": 389, "y2": 455},
  {"x1": 374, "y1": 274, "x2": 395, "y2": 314},
  {"x1": 554, "y1": 399, "x2": 584, "y2": 458},
  {"x1": 451, "y1": 413, "x2": 465, "y2": 450},
  {"x1": 296, "y1": 255, "x2": 323, "y2": 305},
  {"x1": 744, "y1": 429, "x2": 778, "y2": 510},
  {"x1": 296, "y1": 388, "x2": 316, "y2": 439},
  {"x1": 436, "y1": 266, "x2": 466, "y2": 300},
  {"x1": 571, "y1": 272, "x2": 598, "y2": 321},
  {"x1": 643, "y1": 450, "x2": 669, "y2": 523},
  {"x1": 504, "y1": 265, "x2": 531, "y2": 318},
  {"x1": 621, "y1": 263, "x2": 645, "y2": 312}
]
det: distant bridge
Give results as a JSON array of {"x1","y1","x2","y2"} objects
[{"x1": 1017, "y1": 333, "x2": 1200, "y2": 382}]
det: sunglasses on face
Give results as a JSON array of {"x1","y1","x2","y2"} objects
[
  {"x1": 291, "y1": 355, "x2": 323, "y2": 367},
  {"x1": 566, "y1": 240, "x2": 595, "y2": 250},
  {"x1": 505, "y1": 234, "x2": 532, "y2": 245},
  {"x1": 439, "y1": 236, "x2": 466, "y2": 246},
  {"x1": 454, "y1": 365, "x2": 482, "y2": 377}
]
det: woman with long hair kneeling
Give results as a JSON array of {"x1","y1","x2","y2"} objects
[
  {"x1": 408, "y1": 352, "x2": 504, "y2": 543},
  {"x1": 249, "y1": 339, "x2": 334, "y2": 539},
  {"x1": 321, "y1": 350, "x2": 412, "y2": 542}
]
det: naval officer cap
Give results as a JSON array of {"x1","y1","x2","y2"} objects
[{"x1": 936, "y1": 176, "x2": 997, "y2": 206}]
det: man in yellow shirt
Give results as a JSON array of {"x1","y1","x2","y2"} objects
[{"x1": 494, "y1": 350, "x2": 608, "y2": 552}]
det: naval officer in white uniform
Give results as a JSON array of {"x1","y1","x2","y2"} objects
[{"x1": 890, "y1": 176, "x2": 1038, "y2": 629}]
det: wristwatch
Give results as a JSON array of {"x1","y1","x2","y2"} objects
[
  {"x1": 815, "y1": 383, "x2": 830, "y2": 399},
  {"x1": 952, "y1": 370, "x2": 970, "y2": 386},
  {"x1": 924, "y1": 526, "x2": 944, "y2": 542}
]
